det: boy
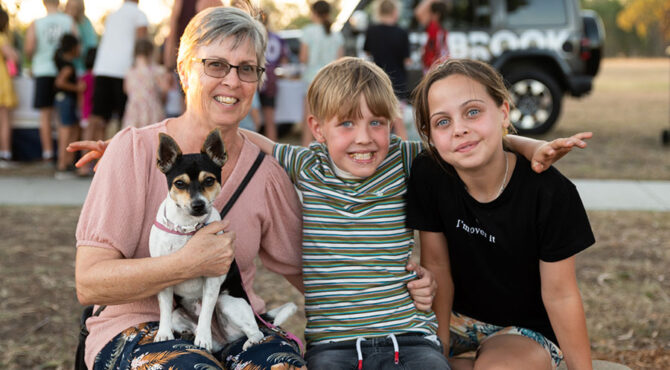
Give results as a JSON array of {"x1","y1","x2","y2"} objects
[{"x1": 244, "y1": 57, "x2": 448, "y2": 369}]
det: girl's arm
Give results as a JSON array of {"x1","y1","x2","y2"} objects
[
  {"x1": 0, "y1": 42, "x2": 19, "y2": 62},
  {"x1": 299, "y1": 42, "x2": 309, "y2": 64},
  {"x1": 505, "y1": 132, "x2": 592, "y2": 173},
  {"x1": 540, "y1": 256, "x2": 593, "y2": 370},
  {"x1": 240, "y1": 128, "x2": 276, "y2": 155},
  {"x1": 419, "y1": 230, "x2": 454, "y2": 358}
]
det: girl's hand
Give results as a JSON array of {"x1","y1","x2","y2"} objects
[
  {"x1": 66, "y1": 139, "x2": 110, "y2": 171},
  {"x1": 531, "y1": 132, "x2": 592, "y2": 173},
  {"x1": 407, "y1": 261, "x2": 437, "y2": 311}
]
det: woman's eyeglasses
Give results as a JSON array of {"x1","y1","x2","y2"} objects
[{"x1": 192, "y1": 58, "x2": 265, "y2": 82}]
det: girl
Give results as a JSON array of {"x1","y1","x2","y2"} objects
[
  {"x1": 406, "y1": 59, "x2": 594, "y2": 370},
  {"x1": 122, "y1": 38, "x2": 168, "y2": 129},
  {"x1": 299, "y1": 0, "x2": 343, "y2": 146},
  {"x1": 54, "y1": 33, "x2": 85, "y2": 178},
  {"x1": 0, "y1": 6, "x2": 18, "y2": 167}
]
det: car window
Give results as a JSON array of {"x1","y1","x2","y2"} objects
[
  {"x1": 447, "y1": 0, "x2": 492, "y2": 29},
  {"x1": 506, "y1": 0, "x2": 567, "y2": 26}
]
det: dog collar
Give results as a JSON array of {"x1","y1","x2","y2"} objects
[{"x1": 154, "y1": 208, "x2": 209, "y2": 236}]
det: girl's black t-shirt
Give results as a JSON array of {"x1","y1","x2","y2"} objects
[
  {"x1": 406, "y1": 151, "x2": 595, "y2": 344},
  {"x1": 55, "y1": 58, "x2": 77, "y2": 100}
]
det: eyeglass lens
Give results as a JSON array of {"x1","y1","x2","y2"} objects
[{"x1": 204, "y1": 59, "x2": 260, "y2": 82}]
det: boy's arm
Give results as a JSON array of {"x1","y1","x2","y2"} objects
[
  {"x1": 240, "y1": 128, "x2": 276, "y2": 155},
  {"x1": 505, "y1": 132, "x2": 592, "y2": 173},
  {"x1": 420, "y1": 230, "x2": 454, "y2": 358},
  {"x1": 540, "y1": 257, "x2": 593, "y2": 370}
]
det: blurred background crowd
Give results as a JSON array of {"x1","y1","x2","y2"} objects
[{"x1": 0, "y1": 0, "x2": 667, "y2": 177}]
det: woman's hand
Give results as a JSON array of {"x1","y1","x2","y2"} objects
[
  {"x1": 66, "y1": 139, "x2": 110, "y2": 170},
  {"x1": 178, "y1": 220, "x2": 236, "y2": 278},
  {"x1": 406, "y1": 261, "x2": 437, "y2": 311},
  {"x1": 531, "y1": 132, "x2": 592, "y2": 173}
]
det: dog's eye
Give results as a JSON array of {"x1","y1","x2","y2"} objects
[
  {"x1": 174, "y1": 180, "x2": 187, "y2": 189},
  {"x1": 203, "y1": 177, "x2": 215, "y2": 187}
]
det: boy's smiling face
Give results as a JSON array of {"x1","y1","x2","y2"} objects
[{"x1": 309, "y1": 95, "x2": 391, "y2": 179}]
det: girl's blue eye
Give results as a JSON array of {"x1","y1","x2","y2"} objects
[
  {"x1": 436, "y1": 118, "x2": 450, "y2": 127},
  {"x1": 370, "y1": 120, "x2": 381, "y2": 127},
  {"x1": 467, "y1": 109, "x2": 480, "y2": 117},
  {"x1": 340, "y1": 121, "x2": 353, "y2": 127}
]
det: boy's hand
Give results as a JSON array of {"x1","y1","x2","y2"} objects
[
  {"x1": 66, "y1": 139, "x2": 110, "y2": 171},
  {"x1": 406, "y1": 261, "x2": 437, "y2": 312},
  {"x1": 531, "y1": 132, "x2": 592, "y2": 173}
]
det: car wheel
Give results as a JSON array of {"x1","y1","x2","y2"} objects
[{"x1": 505, "y1": 68, "x2": 562, "y2": 135}]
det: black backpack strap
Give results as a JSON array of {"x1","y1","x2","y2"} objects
[{"x1": 219, "y1": 151, "x2": 265, "y2": 219}]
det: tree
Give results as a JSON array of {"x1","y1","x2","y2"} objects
[{"x1": 617, "y1": 0, "x2": 670, "y2": 42}]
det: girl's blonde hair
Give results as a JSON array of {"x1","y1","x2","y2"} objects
[
  {"x1": 412, "y1": 58, "x2": 515, "y2": 166},
  {"x1": 307, "y1": 57, "x2": 399, "y2": 124}
]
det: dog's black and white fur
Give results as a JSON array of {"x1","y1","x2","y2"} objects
[{"x1": 149, "y1": 129, "x2": 296, "y2": 352}]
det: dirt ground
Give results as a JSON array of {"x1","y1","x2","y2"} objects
[{"x1": 0, "y1": 58, "x2": 669, "y2": 369}]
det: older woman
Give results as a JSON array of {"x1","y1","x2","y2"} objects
[{"x1": 75, "y1": 7, "x2": 305, "y2": 369}]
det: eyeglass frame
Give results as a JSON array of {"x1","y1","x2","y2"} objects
[{"x1": 190, "y1": 58, "x2": 266, "y2": 82}]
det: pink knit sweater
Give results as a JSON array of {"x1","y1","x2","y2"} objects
[{"x1": 76, "y1": 121, "x2": 302, "y2": 368}]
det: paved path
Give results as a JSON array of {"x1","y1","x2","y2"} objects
[{"x1": 0, "y1": 176, "x2": 669, "y2": 211}]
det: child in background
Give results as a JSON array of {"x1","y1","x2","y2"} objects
[
  {"x1": 415, "y1": 0, "x2": 449, "y2": 72},
  {"x1": 163, "y1": 72, "x2": 184, "y2": 118},
  {"x1": 407, "y1": 58, "x2": 594, "y2": 369},
  {"x1": 77, "y1": 47, "x2": 96, "y2": 175},
  {"x1": 242, "y1": 57, "x2": 590, "y2": 369},
  {"x1": 54, "y1": 33, "x2": 85, "y2": 179},
  {"x1": 0, "y1": 7, "x2": 19, "y2": 167},
  {"x1": 122, "y1": 38, "x2": 168, "y2": 129}
]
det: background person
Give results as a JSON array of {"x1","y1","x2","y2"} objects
[
  {"x1": 64, "y1": 0, "x2": 97, "y2": 75},
  {"x1": 299, "y1": 0, "x2": 344, "y2": 146},
  {"x1": 88, "y1": 0, "x2": 148, "y2": 141},
  {"x1": 363, "y1": 0, "x2": 410, "y2": 139},
  {"x1": 122, "y1": 38, "x2": 169, "y2": 129},
  {"x1": 53, "y1": 33, "x2": 84, "y2": 179},
  {"x1": 24, "y1": 0, "x2": 77, "y2": 162},
  {"x1": 0, "y1": 6, "x2": 19, "y2": 167}
]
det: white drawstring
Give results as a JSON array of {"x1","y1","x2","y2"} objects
[
  {"x1": 356, "y1": 337, "x2": 367, "y2": 370},
  {"x1": 387, "y1": 333, "x2": 399, "y2": 364}
]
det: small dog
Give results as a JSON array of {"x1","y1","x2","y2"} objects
[{"x1": 149, "y1": 129, "x2": 296, "y2": 352}]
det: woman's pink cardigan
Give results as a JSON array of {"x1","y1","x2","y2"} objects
[{"x1": 76, "y1": 121, "x2": 303, "y2": 368}]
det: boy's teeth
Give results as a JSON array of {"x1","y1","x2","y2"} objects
[
  {"x1": 215, "y1": 96, "x2": 237, "y2": 104},
  {"x1": 351, "y1": 152, "x2": 372, "y2": 160}
]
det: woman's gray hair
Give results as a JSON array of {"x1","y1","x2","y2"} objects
[{"x1": 177, "y1": 6, "x2": 267, "y2": 77}]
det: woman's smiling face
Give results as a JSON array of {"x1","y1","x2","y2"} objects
[{"x1": 183, "y1": 36, "x2": 259, "y2": 128}]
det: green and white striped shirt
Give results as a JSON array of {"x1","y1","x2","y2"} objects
[{"x1": 273, "y1": 136, "x2": 438, "y2": 344}]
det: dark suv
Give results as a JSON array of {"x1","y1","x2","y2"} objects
[{"x1": 342, "y1": 0, "x2": 605, "y2": 134}]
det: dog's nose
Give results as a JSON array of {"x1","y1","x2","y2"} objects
[{"x1": 191, "y1": 200, "x2": 206, "y2": 215}]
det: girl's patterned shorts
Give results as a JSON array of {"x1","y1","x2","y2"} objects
[
  {"x1": 93, "y1": 321, "x2": 305, "y2": 369},
  {"x1": 449, "y1": 311, "x2": 563, "y2": 369}
]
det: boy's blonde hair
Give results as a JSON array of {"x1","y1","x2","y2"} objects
[{"x1": 307, "y1": 57, "x2": 399, "y2": 124}]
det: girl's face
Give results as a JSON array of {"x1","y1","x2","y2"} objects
[
  {"x1": 427, "y1": 74, "x2": 509, "y2": 173},
  {"x1": 310, "y1": 95, "x2": 391, "y2": 179},
  {"x1": 183, "y1": 37, "x2": 258, "y2": 129}
]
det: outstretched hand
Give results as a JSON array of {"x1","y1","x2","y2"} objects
[
  {"x1": 531, "y1": 132, "x2": 592, "y2": 173},
  {"x1": 406, "y1": 261, "x2": 437, "y2": 312},
  {"x1": 66, "y1": 139, "x2": 110, "y2": 171}
]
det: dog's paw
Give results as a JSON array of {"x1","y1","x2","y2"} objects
[
  {"x1": 242, "y1": 331, "x2": 265, "y2": 350},
  {"x1": 194, "y1": 332, "x2": 213, "y2": 351},
  {"x1": 154, "y1": 329, "x2": 175, "y2": 343}
]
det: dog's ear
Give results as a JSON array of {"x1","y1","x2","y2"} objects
[
  {"x1": 157, "y1": 133, "x2": 182, "y2": 173},
  {"x1": 202, "y1": 128, "x2": 227, "y2": 168}
]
